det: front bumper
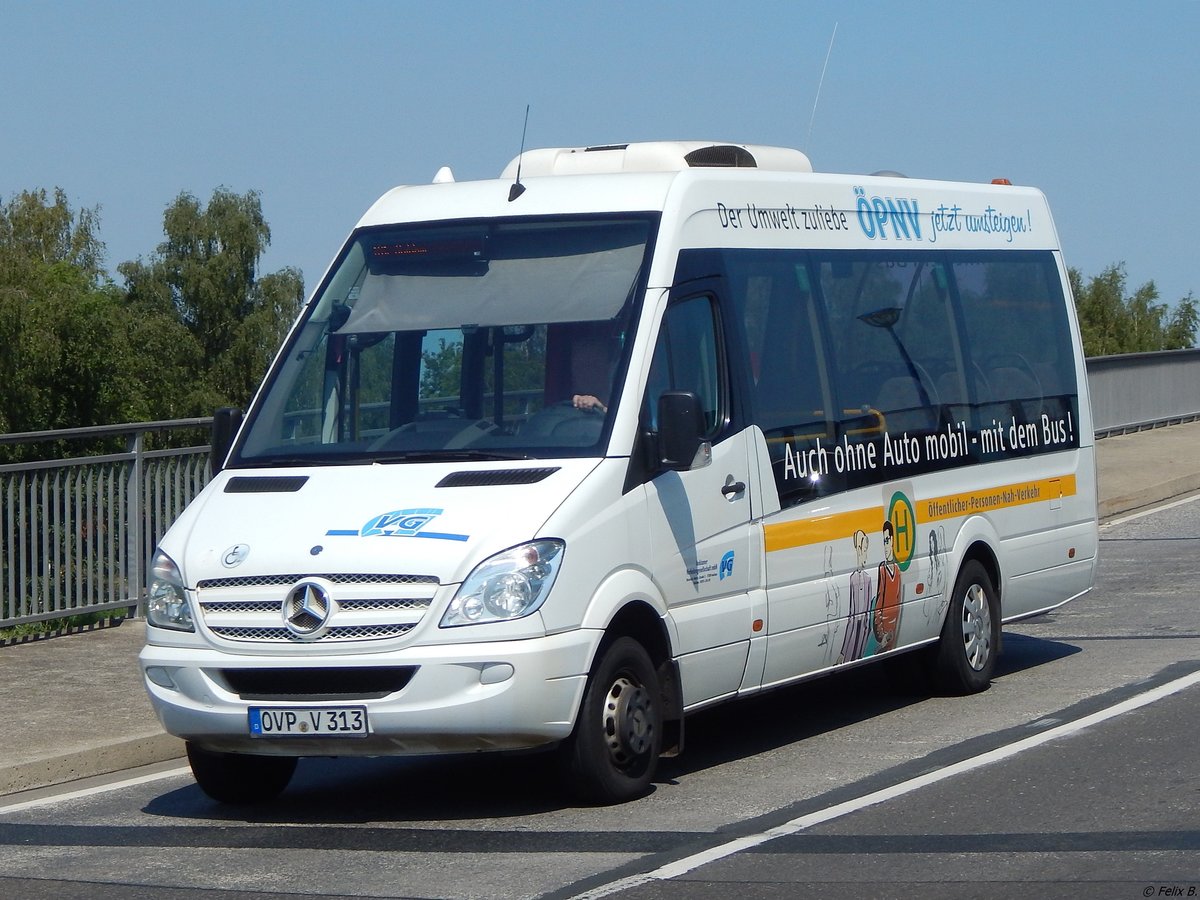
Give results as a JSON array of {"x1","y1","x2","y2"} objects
[{"x1": 140, "y1": 629, "x2": 599, "y2": 756}]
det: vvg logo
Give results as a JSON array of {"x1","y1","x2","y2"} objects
[
  {"x1": 887, "y1": 491, "x2": 917, "y2": 572},
  {"x1": 327, "y1": 506, "x2": 468, "y2": 542},
  {"x1": 719, "y1": 551, "x2": 735, "y2": 580},
  {"x1": 361, "y1": 508, "x2": 442, "y2": 537}
]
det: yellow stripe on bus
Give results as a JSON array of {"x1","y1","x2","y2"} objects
[
  {"x1": 764, "y1": 506, "x2": 883, "y2": 553},
  {"x1": 763, "y1": 475, "x2": 1077, "y2": 553},
  {"x1": 922, "y1": 475, "x2": 1076, "y2": 522}
]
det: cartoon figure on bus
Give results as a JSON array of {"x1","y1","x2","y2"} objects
[
  {"x1": 819, "y1": 544, "x2": 843, "y2": 664},
  {"x1": 837, "y1": 529, "x2": 872, "y2": 664},
  {"x1": 872, "y1": 519, "x2": 902, "y2": 652},
  {"x1": 922, "y1": 525, "x2": 948, "y2": 627}
]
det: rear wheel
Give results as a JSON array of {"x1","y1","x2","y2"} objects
[
  {"x1": 930, "y1": 559, "x2": 999, "y2": 695},
  {"x1": 186, "y1": 742, "x2": 297, "y2": 804},
  {"x1": 560, "y1": 637, "x2": 662, "y2": 804}
]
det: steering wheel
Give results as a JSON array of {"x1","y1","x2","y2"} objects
[
  {"x1": 520, "y1": 400, "x2": 604, "y2": 439},
  {"x1": 368, "y1": 417, "x2": 496, "y2": 451}
]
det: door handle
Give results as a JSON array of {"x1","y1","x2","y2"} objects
[{"x1": 721, "y1": 480, "x2": 746, "y2": 497}]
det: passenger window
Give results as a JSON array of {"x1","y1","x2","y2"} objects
[
  {"x1": 818, "y1": 256, "x2": 960, "y2": 439},
  {"x1": 352, "y1": 332, "x2": 398, "y2": 437},
  {"x1": 953, "y1": 256, "x2": 1077, "y2": 431},
  {"x1": 724, "y1": 256, "x2": 832, "y2": 506},
  {"x1": 747, "y1": 264, "x2": 830, "y2": 437},
  {"x1": 646, "y1": 296, "x2": 724, "y2": 436},
  {"x1": 670, "y1": 247, "x2": 1079, "y2": 501},
  {"x1": 418, "y1": 329, "x2": 464, "y2": 410}
]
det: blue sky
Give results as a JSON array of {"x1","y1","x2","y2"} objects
[{"x1": 3, "y1": 1, "x2": 1198, "y2": 313}]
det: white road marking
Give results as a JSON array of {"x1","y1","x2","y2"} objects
[
  {"x1": 1102, "y1": 490, "x2": 1200, "y2": 529},
  {"x1": 571, "y1": 668, "x2": 1200, "y2": 899},
  {"x1": 0, "y1": 764, "x2": 191, "y2": 815}
]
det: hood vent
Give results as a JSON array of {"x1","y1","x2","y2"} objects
[
  {"x1": 224, "y1": 476, "x2": 309, "y2": 493},
  {"x1": 436, "y1": 467, "x2": 559, "y2": 488}
]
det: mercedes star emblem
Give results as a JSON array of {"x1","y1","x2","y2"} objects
[{"x1": 283, "y1": 580, "x2": 334, "y2": 639}]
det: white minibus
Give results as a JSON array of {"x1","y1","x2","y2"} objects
[{"x1": 141, "y1": 141, "x2": 1098, "y2": 804}]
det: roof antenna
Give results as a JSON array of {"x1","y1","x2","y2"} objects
[
  {"x1": 805, "y1": 22, "x2": 838, "y2": 153},
  {"x1": 509, "y1": 104, "x2": 530, "y2": 202}
]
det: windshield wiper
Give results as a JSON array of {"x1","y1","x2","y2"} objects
[
  {"x1": 230, "y1": 456, "x2": 362, "y2": 469},
  {"x1": 371, "y1": 450, "x2": 536, "y2": 464},
  {"x1": 232, "y1": 449, "x2": 538, "y2": 469}
]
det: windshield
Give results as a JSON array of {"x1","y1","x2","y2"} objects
[{"x1": 234, "y1": 216, "x2": 655, "y2": 466}]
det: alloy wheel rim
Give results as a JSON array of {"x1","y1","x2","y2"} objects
[{"x1": 961, "y1": 583, "x2": 992, "y2": 671}]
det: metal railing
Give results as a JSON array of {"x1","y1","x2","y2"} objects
[
  {"x1": 1086, "y1": 347, "x2": 1200, "y2": 437},
  {"x1": 2, "y1": 351, "x2": 1198, "y2": 628},
  {"x1": 1, "y1": 420, "x2": 211, "y2": 628}
]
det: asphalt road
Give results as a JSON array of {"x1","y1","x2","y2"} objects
[{"x1": 1, "y1": 494, "x2": 1197, "y2": 900}]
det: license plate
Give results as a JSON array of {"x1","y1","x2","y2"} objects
[{"x1": 248, "y1": 706, "x2": 368, "y2": 737}]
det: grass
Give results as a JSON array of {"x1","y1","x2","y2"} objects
[{"x1": 0, "y1": 607, "x2": 130, "y2": 645}]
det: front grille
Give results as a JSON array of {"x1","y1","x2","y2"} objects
[
  {"x1": 199, "y1": 573, "x2": 437, "y2": 590},
  {"x1": 195, "y1": 572, "x2": 439, "y2": 647},
  {"x1": 209, "y1": 623, "x2": 417, "y2": 643},
  {"x1": 220, "y1": 666, "x2": 417, "y2": 700},
  {"x1": 201, "y1": 598, "x2": 430, "y2": 615}
]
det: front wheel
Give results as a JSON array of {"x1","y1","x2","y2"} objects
[
  {"x1": 559, "y1": 637, "x2": 663, "y2": 804},
  {"x1": 929, "y1": 559, "x2": 1000, "y2": 695},
  {"x1": 186, "y1": 742, "x2": 297, "y2": 804}
]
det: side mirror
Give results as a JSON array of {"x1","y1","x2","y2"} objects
[
  {"x1": 210, "y1": 407, "x2": 243, "y2": 474},
  {"x1": 657, "y1": 391, "x2": 712, "y2": 471}
]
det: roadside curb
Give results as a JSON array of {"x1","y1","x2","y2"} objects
[
  {"x1": 0, "y1": 734, "x2": 184, "y2": 797},
  {"x1": 1098, "y1": 473, "x2": 1200, "y2": 520}
]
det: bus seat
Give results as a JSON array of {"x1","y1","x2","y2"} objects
[{"x1": 876, "y1": 375, "x2": 937, "y2": 434}]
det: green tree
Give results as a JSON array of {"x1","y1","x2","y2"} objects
[
  {"x1": 421, "y1": 337, "x2": 464, "y2": 399},
  {"x1": 0, "y1": 188, "x2": 104, "y2": 284},
  {"x1": 0, "y1": 190, "x2": 153, "y2": 449},
  {"x1": 119, "y1": 187, "x2": 304, "y2": 412},
  {"x1": 1165, "y1": 292, "x2": 1199, "y2": 349},
  {"x1": 1071, "y1": 263, "x2": 1198, "y2": 356}
]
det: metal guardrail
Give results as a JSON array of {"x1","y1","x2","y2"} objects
[
  {"x1": 1087, "y1": 348, "x2": 1200, "y2": 437},
  {"x1": 1, "y1": 420, "x2": 211, "y2": 629},
  {"x1": 1, "y1": 352, "x2": 1197, "y2": 628}
]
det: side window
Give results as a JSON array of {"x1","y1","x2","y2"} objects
[
  {"x1": 952, "y1": 255, "x2": 1078, "y2": 435},
  {"x1": 316, "y1": 331, "x2": 396, "y2": 442},
  {"x1": 646, "y1": 295, "x2": 724, "y2": 436},
  {"x1": 818, "y1": 255, "x2": 962, "y2": 439},
  {"x1": 724, "y1": 254, "x2": 833, "y2": 506},
  {"x1": 351, "y1": 332, "x2": 397, "y2": 437},
  {"x1": 418, "y1": 328, "x2": 464, "y2": 410},
  {"x1": 665, "y1": 247, "x2": 1080, "y2": 500},
  {"x1": 745, "y1": 263, "x2": 830, "y2": 438}
]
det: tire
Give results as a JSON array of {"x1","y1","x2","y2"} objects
[
  {"x1": 559, "y1": 637, "x2": 663, "y2": 804},
  {"x1": 186, "y1": 742, "x2": 297, "y2": 805},
  {"x1": 929, "y1": 559, "x2": 1000, "y2": 695}
]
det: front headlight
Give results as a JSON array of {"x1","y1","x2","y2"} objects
[
  {"x1": 440, "y1": 540, "x2": 564, "y2": 627},
  {"x1": 146, "y1": 549, "x2": 194, "y2": 632}
]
